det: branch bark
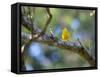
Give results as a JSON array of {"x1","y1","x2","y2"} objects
[{"x1": 22, "y1": 32, "x2": 95, "y2": 66}]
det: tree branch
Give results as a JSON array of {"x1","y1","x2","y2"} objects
[
  {"x1": 22, "y1": 33, "x2": 95, "y2": 66},
  {"x1": 21, "y1": 7, "x2": 37, "y2": 38}
]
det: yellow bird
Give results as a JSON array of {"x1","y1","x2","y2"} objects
[{"x1": 61, "y1": 28, "x2": 70, "y2": 41}]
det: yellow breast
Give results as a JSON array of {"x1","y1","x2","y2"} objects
[{"x1": 61, "y1": 28, "x2": 70, "y2": 41}]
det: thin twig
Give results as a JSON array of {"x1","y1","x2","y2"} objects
[
  {"x1": 33, "y1": 8, "x2": 52, "y2": 39},
  {"x1": 77, "y1": 38, "x2": 95, "y2": 66},
  {"x1": 22, "y1": 7, "x2": 35, "y2": 38},
  {"x1": 77, "y1": 38, "x2": 90, "y2": 53}
]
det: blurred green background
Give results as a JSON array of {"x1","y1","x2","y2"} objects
[{"x1": 21, "y1": 6, "x2": 95, "y2": 71}]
